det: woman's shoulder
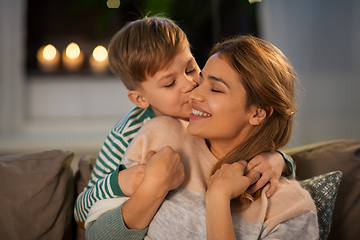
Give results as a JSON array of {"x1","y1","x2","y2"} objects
[
  {"x1": 141, "y1": 116, "x2": 188, "y2": 133},
  {"x1": 240, "y1": 178, "x2": 316, "y2": 222},
  {"x1": 273, "y1": 178, "x2": 317, "y2": 210},
  {"x1": 265, "y1": 178, "x2": 317, "y2": 223}
]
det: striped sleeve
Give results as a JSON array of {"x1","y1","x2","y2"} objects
[
  {"x1": 74, "y1": 107, "x2": 155, "y2": 222},
  {"x1": 277, "y1": 151, "x2": 297, "y2": 179}
]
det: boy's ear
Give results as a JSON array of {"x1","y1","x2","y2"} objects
[
  {"x1": 249, "y1": 107, "x2": 273, "y2": 126},
  {"x1": 128, "y1": 90, "x2": 150, "y2": 109}
]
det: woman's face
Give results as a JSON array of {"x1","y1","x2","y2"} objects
[{"x1": 187, "y1": 53, "x2": 255, "y2": 157}]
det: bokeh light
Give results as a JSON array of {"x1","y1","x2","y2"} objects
[
  {"x1": 107, "y1": 0, "x2": 120, "y2": 9},
  {"x1": 42, "y1": 44, "x2": 57, "y2": 60},
  {"x1": 92, "y1": 45, "x2": 108, "y2": 62},
  {"x1": 65, "y1": 42, "x2": 80, "y2": 59}
]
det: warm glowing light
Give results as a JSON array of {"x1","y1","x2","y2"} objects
[
  {"x1": 92, "y1": 45, "x2": 108, "y2": 62},
  {"x1": 37, "y1": 44, "x2": 60, "y2": 72},
  {"x1": 65, "y1": 42, "x2": 81, "y2": 59},
  {"x1": 90, "y1": 45, "x2": 108, "y2": 75},
  {"x1": 107, "y1": 0, "x2": 120, "y2": 8},
  {"x1": 43, "y1": 44, "x2": 57, "y2": 60},
  {"x1": 62, "y1": 42, "x2": 84, "y2": 72}
]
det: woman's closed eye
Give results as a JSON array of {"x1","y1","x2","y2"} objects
[{"x1": 211, "y1": 89, "x2": 222, "y2": 93}]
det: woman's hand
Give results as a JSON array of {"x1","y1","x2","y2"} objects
[
  {"x1": 207, "y1": 161, "x2": 259, "y2": 201},
  {"x1": 122, "y1": 146, "x2": 185, "y2": 230},
  {"x1": 118, "y1": 164, "x2": 145, "y2": 196},
  {"x1": 142, "y1": 146, "x2": 185, "y2": 196},
  {"x1": 245, "y1": 151, "x2": 284, "y2": 198},
  {"x1": 205, "y1": 161, "x2": 260, "y2": 240}
]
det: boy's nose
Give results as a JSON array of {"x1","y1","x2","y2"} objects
[{"x1": 182, "y1": 77, "x2": 198, "y2": 93}]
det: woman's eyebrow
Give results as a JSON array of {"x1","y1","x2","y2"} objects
[{"x1": 208, "y1": 75, "x2": 230, "y2": 88}]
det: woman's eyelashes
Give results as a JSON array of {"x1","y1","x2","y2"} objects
[
  {"x1": 211, "y1": 88, "x2": 222, "y2": 93},
  {"x1": 210, "y1": 83, "x2": 224, "y2": 93}
]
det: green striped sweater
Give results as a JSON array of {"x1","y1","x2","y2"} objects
[{"x1": 74, "y1": 106, "x2": 155, "y2": 222}]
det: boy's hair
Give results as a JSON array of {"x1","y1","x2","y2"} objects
[
  {"x1": 210, "y1": 35, "x2": 298, "y2": 207},
  {"x1": 108, "y1": 16, "x2": 189, "y2": 90}
]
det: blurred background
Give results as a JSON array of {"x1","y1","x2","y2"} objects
[{"x1": 1, "y1": 0, "x2": 359, "y2": 161}]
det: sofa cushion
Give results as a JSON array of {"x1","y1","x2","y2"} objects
[
  {"x1": 284, "y1": 140, "x2": 360, "y2": 240},
  {"x1": 75, "y1": 155, "x2": 97, "y2": 196},
  {"x1": 74, "y1": 155, "x2": 97, "y2": 240},
  {"x1": 300, "y1": 171, "x2": 342, "y2": 240},
  {"x1": 0, "y1": 150, "x2": 74, "y2": 240}
]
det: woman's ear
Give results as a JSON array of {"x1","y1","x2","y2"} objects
[
  {"x1": 249, "y1": 107, "x2": 273, "y2": 126},
  {"x1": 128, "y1": 90, "x2": 150, "y2": 109}
]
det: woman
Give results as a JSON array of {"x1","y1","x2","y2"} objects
[{"x1": 86, "y1": 35, "x2": 318, "y2": 239}]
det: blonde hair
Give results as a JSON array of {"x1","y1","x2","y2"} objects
[
  {"x1": 210, "y1": 35, "x2": 298, "y2": 208},
  {"x1": 108, "y1": 16, "x2": 189, "y2": 90}
]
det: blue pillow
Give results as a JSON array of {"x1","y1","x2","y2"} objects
[{"x1": 300, "y1": 171, "x2": 342, "y2": 240}]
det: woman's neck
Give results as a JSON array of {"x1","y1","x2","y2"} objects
[{"x1": 206, "y1": 139, "x2": 235, "y2": 160}]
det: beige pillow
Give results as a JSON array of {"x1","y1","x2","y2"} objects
[{"x1": 0, "y1": 150, "x2": 74, "y2": 240}]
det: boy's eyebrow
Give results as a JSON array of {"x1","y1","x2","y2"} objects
[
  {"x1": 208, "y1": 75, "x2": 230, "y2": 88},
  {"x1": 188, "y1": 57, "x2": 195, "y2": 65},
  {"x1": 158, "y1": 73, "x2": 173, "y2": 82}
]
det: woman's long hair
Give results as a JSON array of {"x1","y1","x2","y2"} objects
[{"x1": 210, "y1": 35, "x2": 298, "y2": 208}]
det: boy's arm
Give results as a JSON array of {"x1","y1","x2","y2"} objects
[
  {"x1": 75, "y1": 107, "x2": 155, "y2": 226},
  {"x1": 276, "y1": 150, "x2": 296, "y2": 178},
  {"x1": 74, "y1": 165, "x2": 126, "y2": 225},
  {"x1": 74, "y1": 127, "x2": 132, "y2": 224},
  {"x1": 245, "y1": 151, "x2": 296, "y2": 198}
]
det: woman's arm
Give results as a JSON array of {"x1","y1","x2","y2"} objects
[
  {"x1": 122, "y1": 147, "x2": 185, "y2": 229},
  {"x1": 86, "y1": 202, "x2": 148, "y2": 240},
  {"x1": 205, "y1": 161, "x2": 260, "y2": 240}
]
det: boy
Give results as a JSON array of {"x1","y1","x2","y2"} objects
[{"x1": 74, "y1": 16, "x2": 295, "y2": 228}]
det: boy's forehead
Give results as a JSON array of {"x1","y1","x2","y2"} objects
[
  {"x1": 161, "y1": 45, "x2": 193, "y2": 70},
  {"x1": 141, "y1": 44, "x2": 194, "y2": 85}
]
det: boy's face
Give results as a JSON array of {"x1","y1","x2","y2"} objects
[{"x1": 133, "y1": 45, "x2": 201, "y2": 119}]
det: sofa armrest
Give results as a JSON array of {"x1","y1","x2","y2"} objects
[{"x1": 0, "y1": 150, "x2": 75, "y2": 240}]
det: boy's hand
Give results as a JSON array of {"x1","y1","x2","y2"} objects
[
  {"x1": 245, "y1": 152, "x2": 284, "y2": 198},
  {"x1": 117, "y1": 164, "x2": 145, "y2": 196}
]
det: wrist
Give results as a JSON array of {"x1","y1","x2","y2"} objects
[
  {"x1": 138, "y1": 178, "x2": 169, "y2": 200},
  {"x1": 206, "y1": 187, "x2": 231, "y2": 206}
]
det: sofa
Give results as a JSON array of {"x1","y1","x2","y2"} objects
[{"x1": 0, "y1": 139, "x2": 359, "y2": 240}]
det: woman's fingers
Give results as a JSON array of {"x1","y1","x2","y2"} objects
[{"x1": 245, "y1": 170, "x2": 261, "y2": 185}]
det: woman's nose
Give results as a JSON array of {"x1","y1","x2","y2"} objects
[{"x1": 189, "y1": 83, "x2": 204, "y2": 103}]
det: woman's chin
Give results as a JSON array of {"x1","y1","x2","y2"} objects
[{"x1": 187, "y1": 123, "x2": 205, "y2": 138}]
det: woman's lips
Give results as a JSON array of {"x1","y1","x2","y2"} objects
[{"x1": 189, "y1": 105, "x2": 211, "y2": 120}]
